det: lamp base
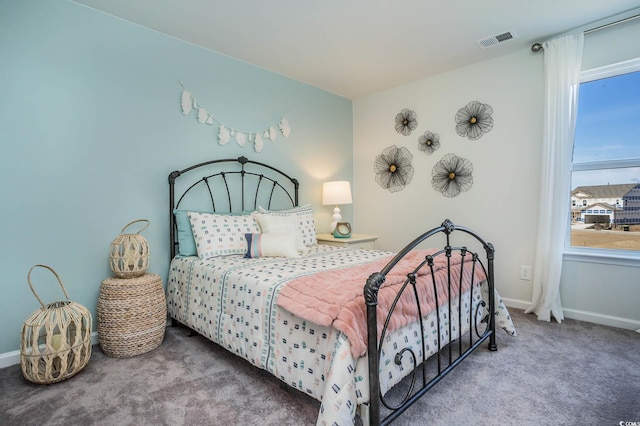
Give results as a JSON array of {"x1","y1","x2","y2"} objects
[
  {"x1": 330, "y1": 206, "x2": 342, "y2": 232},
  {"x1": 332, "y1": 232, "x2": 351, "y2": 239},
  {"x1": 333, "y1": 221, "x2": 352, "y2": 238}
]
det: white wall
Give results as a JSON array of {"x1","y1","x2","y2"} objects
[
  {"x1": 353, "y1": 18, "x2": 640, "y2": 330},
  {"x1": 353, "y1": 47, "x2": 543, "y2": 306}
]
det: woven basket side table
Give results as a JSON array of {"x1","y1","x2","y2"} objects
[{"x1": 97, "y1": 273, "x2": 166, "y2": 358}]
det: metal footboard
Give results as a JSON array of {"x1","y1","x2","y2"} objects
[{"x1": 364, "y1": 219, "x2": 497, "y2": 425}]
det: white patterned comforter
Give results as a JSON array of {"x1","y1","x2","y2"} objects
[{"x1": 166, "y1": 245, "x2": 516, "y2": 425}]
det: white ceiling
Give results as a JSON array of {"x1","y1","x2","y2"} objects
[{"x1": 72, "y1": 0, "x2": 640, "y2": 99}]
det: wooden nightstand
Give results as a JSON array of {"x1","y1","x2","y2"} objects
[{"x1": 316, "y1": 233, "x2": 378, "y2": 249}]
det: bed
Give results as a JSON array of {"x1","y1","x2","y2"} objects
[{"x1": 166, "y1": 156, "x2": 516, "y2": 425}]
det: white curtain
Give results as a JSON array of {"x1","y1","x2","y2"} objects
[{"x1": 525, "y1": 33, "x2": 584, "y2": 323}]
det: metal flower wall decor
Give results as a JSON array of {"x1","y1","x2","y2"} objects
[
  {"x1": 455, "y1": 101, "x2": 494, "y2": 140},
  {"x1": 395, "y1": 108, "x2": 418, "y2": 136},
  {"x1": 418, "y1": 131, "x2": 440, "y2": 155},
  {"x1": 432, "y1": 153, "x2": 473, "y2": 198},
  {"x1": 374, "y1": 145, "x2": 414, "y2": 193}
]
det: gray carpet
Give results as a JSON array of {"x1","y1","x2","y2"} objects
[{"x1": 1, "y1": 309, "x2": 639, "y2": 425}]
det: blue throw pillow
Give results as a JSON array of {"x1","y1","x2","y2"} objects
[{"x1": 173, "y1": 209, "x2": 199, "y2": 256}]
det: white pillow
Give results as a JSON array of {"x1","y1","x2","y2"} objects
[
  {"x1": 244, "y1": 233, "x2": 300, "y2": 258},
  {"x1": 254, "y1": 213, "x2": 304, "y2": 251},
  {"x1": 188, "y1": 212, "x2": 261, "y2": 258},
  {"x1": 258, "y1": 204, "x2": 317, "y2": 246}
]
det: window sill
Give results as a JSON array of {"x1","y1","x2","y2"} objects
[{"x1": 563, "y1": 247, "x2": 640, "y2": 267}]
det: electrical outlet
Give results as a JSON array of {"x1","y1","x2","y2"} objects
[{"x1": 520, "y1": 265, "x2": 531, "y2": 281}]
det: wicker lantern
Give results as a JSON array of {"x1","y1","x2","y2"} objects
[
  {"x1": 109, "y1": 219, "x2": 150, "y2": 278},
  {"x1": 21, "y1": 265, "x2": 92, "y2": 384}
]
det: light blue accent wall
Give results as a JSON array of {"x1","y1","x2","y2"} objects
[{"x1": 0, "y1": 0, "x2": 353, "y2": 354}]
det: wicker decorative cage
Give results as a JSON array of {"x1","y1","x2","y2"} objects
[
  {"x1": 109, "y1": 219, "x2": 150, "y2": 278},
  {"x1": 20, "y1": 265, "x2": 92, "y2": 384}
]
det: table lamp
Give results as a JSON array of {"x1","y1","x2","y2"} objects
[{"x1": 322, "y1": 181, "x2": 352, "y2": 233}]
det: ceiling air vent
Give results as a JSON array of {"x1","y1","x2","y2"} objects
[{"x1": 476, "y1": 30, "x2": 517, "y2": 48}]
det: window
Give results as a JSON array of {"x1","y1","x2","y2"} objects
[{"x1": 569, "y1": 58, "x2": 640, "y2": 256}]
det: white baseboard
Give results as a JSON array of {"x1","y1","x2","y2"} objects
[
  {"x1": 0, "y1": 350, "x2": 21, "y2": 370},
  {"x1": 501, "y1": 297, "x2": 640, "y2": 331},
  {"x1": 0, "y1": 332, "x2": 99, "y2": 369},
  {"x1": 500, "y1": 297, "x2": 530, "y2": 310},
  {"x1": 562, "y1": 308, "x2": 640, "y2": 331}
]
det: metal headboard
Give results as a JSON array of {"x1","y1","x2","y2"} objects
[{"x1": 168, "y1": 156, "x2": 299, "y2": 259}]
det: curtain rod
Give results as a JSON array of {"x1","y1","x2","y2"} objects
[{"x1": 531, "y1": 12, "x2": 640, "y2": 52}]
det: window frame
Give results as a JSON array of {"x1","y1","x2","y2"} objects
[{"x1": 563, "y1": 57, "x2": 640, "y2": 267}]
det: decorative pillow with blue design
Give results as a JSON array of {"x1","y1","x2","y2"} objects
[{"x1": 188, "y1": 212, "x2": 261, "y2": 258}]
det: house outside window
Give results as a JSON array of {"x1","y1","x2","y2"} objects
[{"x1": 569, "y1": 58, "x2": 640, "y2": 257}]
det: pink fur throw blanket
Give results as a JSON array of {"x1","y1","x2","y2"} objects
[{"x1": 276, "y1": 249, "x2": 486, "y2": 358}]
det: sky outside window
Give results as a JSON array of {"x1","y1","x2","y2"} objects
[{"x1": 572, "y1": 70, "x2": 640, "y2": 188}]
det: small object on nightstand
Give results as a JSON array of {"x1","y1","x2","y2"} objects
[
  {"x1": 317, "y1": 233, "x2": 378, "y2": 250},
  {"x1": 333, "y1": 221, "x2": 352, "y2": 238}
]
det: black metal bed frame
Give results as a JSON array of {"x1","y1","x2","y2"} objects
[
  {"x1": 167, "y1": 158, "x2": 498, "y2": 426},
  {"x1": 168, "y1": 156, "x2": 299, "y2": 259},
  {"x1": 364, "y1": 219, "x2": 497, "y2": 425}
]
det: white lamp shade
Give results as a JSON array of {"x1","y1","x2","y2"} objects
[{"x1": 322, "y1": 181, "x2": 352, "y2": 205}]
